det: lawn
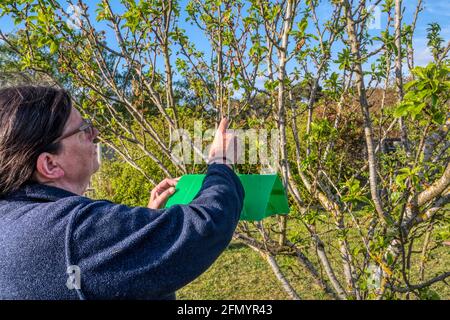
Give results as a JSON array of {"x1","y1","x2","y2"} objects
[
  {"x1": 177, "y1": 241, "x2": 330, "y2": 300},
  {"x1": 177, "y1": 238, "x2": 450, "y2": 300}
]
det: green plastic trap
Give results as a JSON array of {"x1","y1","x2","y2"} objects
[{"x1": 164, "y1": 174, "x2": 290, "y2": 221}]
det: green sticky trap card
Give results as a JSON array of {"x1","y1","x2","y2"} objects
[{"x1": 164, "y1": 174, "x2": 290, "y2": 221}]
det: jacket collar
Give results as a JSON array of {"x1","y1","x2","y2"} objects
[{"x1": 3, "y1": 182, "x2": 79, "y2": 202}]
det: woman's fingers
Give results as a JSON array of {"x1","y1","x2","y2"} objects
[
  {"x1": 153, "y1": 178, "x2": 179, "y2": 194},
  {"x1": 148, "y1": 177, "x2": 180, "y2": 209},
  {"x1": 209, "y1": 118, "x2": 236, "y2": 162},
  {"x1": 217, "y1": 118, "x2": 229, "y2": 134},
  {"x1": 149, "y1": 187, "x2": 176, "y2": 209}
]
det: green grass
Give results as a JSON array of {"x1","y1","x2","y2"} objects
[
  {"x1": 177, "y1": 242, "x2": 290, "y2": 300},
  {"x1": 176, "y1": 241, "x2": 329, "y2": 300},
  {"x1": 177, "y1": 238, "x2": 450, "y2": 300}
]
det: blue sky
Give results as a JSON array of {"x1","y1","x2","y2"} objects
[
  {"x1": 1, "y1": 0, "x2": 449, "y2": 84},
  {"x1": 409, "y1": 0, "x2": 450, "y2": 65}
]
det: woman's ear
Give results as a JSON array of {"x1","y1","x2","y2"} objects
[{"x1": 35, "y1": 153, "x2": 65, "y2": 181}]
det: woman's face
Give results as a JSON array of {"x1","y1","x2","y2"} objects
[{"x1": 56, "y1": 107, "x2": 100, "y2": 186}]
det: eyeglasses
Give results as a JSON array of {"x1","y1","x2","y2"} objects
[{"x1": 53, "y1": 118, "x2": 97, "y2": 144}]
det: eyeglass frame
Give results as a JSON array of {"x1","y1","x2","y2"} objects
[{"x1": 52, "y1": 118, "x2": 96, "y2": 144}]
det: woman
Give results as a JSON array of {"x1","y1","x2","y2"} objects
[{"x1": 0, "y1": 85, "x2": 243, "y2": 299}]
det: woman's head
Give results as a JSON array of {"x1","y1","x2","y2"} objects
[{"x1": 0, "y1": 86, "x2": 99, "y2": 197}]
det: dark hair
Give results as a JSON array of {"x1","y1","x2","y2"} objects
[{"x1": 0, "y1": 86, "x2": 72, "y2": 197}]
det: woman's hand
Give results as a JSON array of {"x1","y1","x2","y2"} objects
[
  {"x1": 208, "y1": 118, "x2": 239, "y2": 167},
  {"x1": 147, "y1": 177, "x2": 180, "y2": 209}
]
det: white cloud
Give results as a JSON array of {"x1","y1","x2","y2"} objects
[
  {"x1": 415, "y1": 46, "x2": 433, "y2": 67},
  {"x1": 413, "y1": 21, "x2": 450, "y2": 67},
  {"x1": 413, "y1": 37, "x2": 431, "y2": 67}
]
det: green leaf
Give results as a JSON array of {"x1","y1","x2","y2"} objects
[
  {"x1": 49, "y1": 41, "x2": 58, "y2": 54},
  {"x1": 393, "y1": 102, "x2": 409, "y2": 117}
]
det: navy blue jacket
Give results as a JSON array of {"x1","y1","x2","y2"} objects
[{"x1": 0, "y1": 164, "x2": 244, "y2": 300}]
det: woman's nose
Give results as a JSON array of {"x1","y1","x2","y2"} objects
[{"x1": 92, "y1": 127, "x2": 100, "y2": 142}]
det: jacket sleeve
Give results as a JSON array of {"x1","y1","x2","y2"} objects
[{"x1": 68, "y1": 164, "x2": 244, "y2": 299}]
